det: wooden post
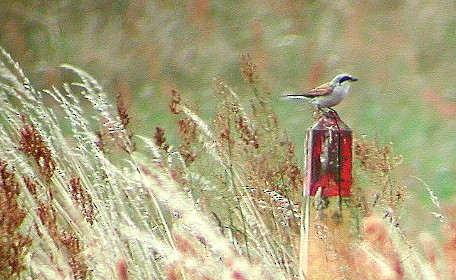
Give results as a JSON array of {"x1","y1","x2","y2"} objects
[{"x1": 300, "y1": 111, "x2": 353, "y2": 280}]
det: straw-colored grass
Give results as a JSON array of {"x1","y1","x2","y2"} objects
[{"x1": 1, "y1": 47, "x2": 456, "y2": 279}]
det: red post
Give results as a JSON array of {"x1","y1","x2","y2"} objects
[
  {"x1": 300, "y1": 111, "x2": 354, "y2": 279},
  {"x1": 305, "y1": 111, "x2": 352, "y2": 197}
]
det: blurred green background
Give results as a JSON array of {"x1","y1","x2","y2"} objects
[{"x1": 1, "y1": 0, "x2": 456, "y2": 207}]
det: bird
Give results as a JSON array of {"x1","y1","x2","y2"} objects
[{"x1": 283, "y1": 74, "x2": 358, "y2": 110}]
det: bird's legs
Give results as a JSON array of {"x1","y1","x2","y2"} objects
[
  {"x1": 312, "y1": 107, "x2": 325, "y2": 120},
  {"x1": 328, "y1": 107, "x2": 339, "y2": 116},
  {"x1": 313, "y1": 107, "x2": 341, "y2": 124},
  {"x1": 327, "y1": 107, "x2": 341, "y2": 130}
]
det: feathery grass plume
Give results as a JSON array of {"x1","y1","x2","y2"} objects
[
  {"x1": 240, "y1": 53, "x2": 260, "y2": 85},
  {"x1": 347, "y1": 136, "x2": 451, "y2": 279},
  {"x1": 131, "y1": 153, "x2": 282, "y2": 279},
  {"x1": 68, "y1": 176, "x2": 95, "y2": 225},
  {"x1": 115, "y1": 91, "x2": 136, "y2": 152},
  {"x1": 17, "y1": 115, "x2": 56, "y2": 181},
  {"x1": 163, "y1": 57, "x2": 303, "y2": 277},
  {"x1": 60, "y1": 64, "x2": 136, "y2": 154},
  {"x1": 1, "y1": 47, "x2": 293, "y2": 279},
  {"x1": 353, "y1": 136, "x2": 404, "y2": 219},
  {"x1": 348, "y1": 214, "x2": 447, "y2": 280},
  {"x1": 2, "y1": 43, "x2": 455, "y2": 278},
  {"x1": 0, "y1": 160, "x2": 31, "y2": 279},
  {"x1": 154, "y1": 126, "x2": 169, "y2": 152}
]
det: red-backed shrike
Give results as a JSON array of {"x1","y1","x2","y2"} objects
[{"x1": 284, "y1": 74, "x2": 358, "y2": 109}]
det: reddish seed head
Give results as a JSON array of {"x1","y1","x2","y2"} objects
[{"x1": 17, "y1": 117, "x2": 55, "y2": 180}]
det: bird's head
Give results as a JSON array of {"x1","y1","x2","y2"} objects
[{"x1": 331, "y1": 74, "x2": 358, "y2": 86}]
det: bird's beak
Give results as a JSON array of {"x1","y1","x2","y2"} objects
[{"x1": 351, "y1": 77, "x2": 359, "y2": 82}]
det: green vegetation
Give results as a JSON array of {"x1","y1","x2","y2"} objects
[{"x1": 1, "y1": 1, "x2": 456, "y2": 279}]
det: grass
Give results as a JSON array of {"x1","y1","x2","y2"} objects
[
  {"x1": 1, "y1": 47, "x2": 456, "y2": 279},
  {"x1": 2, "y1": 1, "x2": 456, "y2": 279}
]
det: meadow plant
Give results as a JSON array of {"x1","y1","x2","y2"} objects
[
  {"x1": 0, "y1": 47, "x2": 283, "y2": 279},
  {"x1": 1, "y1": 47, "x2": 456, "y2": 279}
]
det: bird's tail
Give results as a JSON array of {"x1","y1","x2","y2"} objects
[{"x1": 281, "y1": 93, "x2": 310, "y2": 100}]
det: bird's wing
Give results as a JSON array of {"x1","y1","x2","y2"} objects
[{"x1": 303, "y1": 83, "x2": 334, "y2": 97}]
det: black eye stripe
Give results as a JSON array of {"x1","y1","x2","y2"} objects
[{"x1": 339, "y1": 76, "x2": 352, "y2": 83}]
